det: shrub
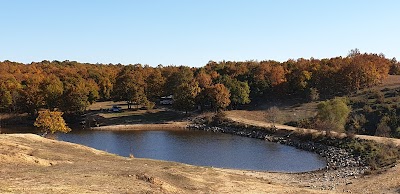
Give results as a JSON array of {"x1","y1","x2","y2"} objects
[
  {"x1": 340, "y1": 139, "x2": 400, "y2": 170},
  {"x1": 375, "y1": 116, "x2": 391, "y2": 137},
  {"x1": 308, "y1": 87, "x2": 319, "y2": 102},
  {"x1": 363, "y1": 105, "x2": 373, "y2": 113},
  {"x1": 212, "y1": 111, "x2": 229, "y2": 125},
  {"x1": 317, "y1": 97, "x2": 351, "y2": 132},
  {"x1": 395, "y1": 127, "x2": 400, "y2": 138},
  {"x1": 145, "y1": 101, "x2": 155, "y2": 110},
  {"x1": 374, "y1": 90, "x2": 385, "y2": 104},
  {"x1": 346, "y1": 113, "x2": 367, "y2": 134}
]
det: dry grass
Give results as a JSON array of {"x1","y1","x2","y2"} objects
[
  {"x1": 228, "y1": 101, "x2": 318, "y2": 125},
  {"x1": 0, "y1": 134, "x2": 326, "y2": 194},
  {"x1": 380, "y1": 75, "x2": 400, "y2": 88},
  {"x1": 87, "y1": 101, "x2": 128, "y2": 110}
]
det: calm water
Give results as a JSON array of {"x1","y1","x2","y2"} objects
[{"x1": 57, "y1": 129, "x2": 326, "y2": 172}]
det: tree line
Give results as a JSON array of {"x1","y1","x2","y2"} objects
[{"x1": 0, "y1": 50, "x2": 397, "y2": 116}]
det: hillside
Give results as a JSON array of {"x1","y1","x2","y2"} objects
[
  {"x1": 1, "y1": 133, "x2": 400, "y2": 193},
  {"x1": 228, "y1": 75, "x2": 400, "y2": 138}
]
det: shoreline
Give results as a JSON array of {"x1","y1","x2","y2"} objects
[
  {"x1": 187, "y1": 123, "x2": 367, "y2": 170},
  {"x1": 91, "y1": 121, "x2": 189, "y2": 131},
  {"x1": 86, "y1": 120, "x2": 368, "y2": 173}
]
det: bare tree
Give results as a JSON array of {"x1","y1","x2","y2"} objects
[{"x1": 265, "y1": 106, "x2": 281, "y2": 128}]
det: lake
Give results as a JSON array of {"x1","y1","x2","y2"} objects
[{"x1": 57, "y1": 129, "x2": 326, "y2": 172}]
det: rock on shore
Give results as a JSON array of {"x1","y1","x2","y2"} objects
[{"x1": 187, "y1": 122, "x2": 369, "y2": 186}]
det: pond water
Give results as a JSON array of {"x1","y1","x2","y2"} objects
[{"x1": 56, "y1": 129, "x2": 326, "y2": 172}]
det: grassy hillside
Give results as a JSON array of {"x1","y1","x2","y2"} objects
[{"x1": 229, "y1": 75, "x2": 400, "y2": 138}]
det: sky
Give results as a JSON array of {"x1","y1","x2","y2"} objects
[{"x1": 0, "y1": 0, "x2": 399, "y2": 67}]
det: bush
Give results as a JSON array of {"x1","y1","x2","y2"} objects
[
  {"x1": 340, "y1": 139, "x2": 400, "y2": 170},
  {"x1": 212, "y1": 111, "x2": 229, "y2": 125},
  {"x1": 375, "y1": 116, "x2": 391, "y2": 137},
  {"x1": 395, "y1": 127, "x2": 400, "y2": 138},
  {"x1": 346, "y1": 113, "x2": 367, "y2": 134},
  {"x1": 308, "y1": 87, "x2": 319, "y2": 102},
  {"x1": 317, "y1": 97, "x2": 351, "y2": 132},
  {"x1": 363, "y1": 105, "x2": 373, "y2": 113},
  {"x1": 374, "y1": 90, "x2": 385, "y2": 104},
  {"x1": 145, "y1": 101, "x2": 155, "y2": 110}
]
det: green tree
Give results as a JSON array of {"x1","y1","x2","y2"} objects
[
  {"x1": 145, "y1": 68, "x2": 165, "y2": 102},
  {"x1": 317, "y1": 97, "x2": 351, "y2": 132},
  {"x1": 0, "y1": 75, "x2": 21, "y2": 112},
  {"x1": 34, "y1": 109, "x2": 71, "y2": 136},
  {"x1": 98, "y1": 77, "x2": 113, "y2": 100},
  {"x1": 41, "y1": 75, "x2": 64, "y2": 110},
  {"x1": 86, "y1": 79, "x2": 100, "y2": 104},
  {"x1": 0, "y1": 83, "x2": 12, "y2": 111},
  {"x1": 62, "y1": 78, "x2": 89, "y2": 113},
  {"x1": 19, "y1": 76, "x2": 45, "y2": 114},
  {"x1": 113, "y1": 65, "x2": 147, "y2": 109},
  {"x1": 220, "y1": 76, "x2": 250, "y2": 107},
  {"x1": 164, "y1": 66, "x2": 194, "y2": 95},
  {"x1": 173, "y1": 81, "x2": 200, "y2": 114}
]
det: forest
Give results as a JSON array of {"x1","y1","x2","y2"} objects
[{"x1": 0, "y1": 50, "x2": 399, "y2": 136}]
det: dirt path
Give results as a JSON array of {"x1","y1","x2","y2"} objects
[
  {"x1": 225, "y1": 111, "x2": 400, "y2": 146},
  {"x1": 91, "y1": 121, "x2": 189, "y2": 131}
]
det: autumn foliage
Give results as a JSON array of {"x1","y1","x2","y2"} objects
[
  {"x1": 34, "y1": 110, "x2": 71, "y2": 135},
  {"x1": 0, "y1": 50, "x2": 393, "y2": 114}
]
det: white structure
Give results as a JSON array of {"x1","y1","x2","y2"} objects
[{"x1": 160, "y1": 95, "x2": 173, "y2": 105}]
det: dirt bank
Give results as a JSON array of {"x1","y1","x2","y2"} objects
[{"x1": 91, "y1": 121, "x2": 189, "y2": 131}]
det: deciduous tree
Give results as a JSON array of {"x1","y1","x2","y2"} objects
[
  {"x1": 173, "y1": 81, "x2": 200, "y2": 114},
  {"x1": 317, "y1": 98, "x2": 351, "y2": 132},
  {"x1": 34, "y1": 109, "x2": 71, "y2": 136},
  {"x1": 210, "y1": 84, "x2": 231, "y2": 111}
]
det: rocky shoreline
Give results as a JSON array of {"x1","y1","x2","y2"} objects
[{"x1": 187, "y1": 122, "x2": 370, "y2": 190}]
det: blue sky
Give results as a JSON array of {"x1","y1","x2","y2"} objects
[{"x1": 0, "y1": 0, "x2": 399, "y2": 67}]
